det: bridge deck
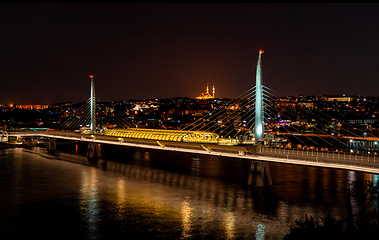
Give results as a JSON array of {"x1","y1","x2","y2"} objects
[{"x1": 4, "y1": 130, "x2": 379, "y2": 175}]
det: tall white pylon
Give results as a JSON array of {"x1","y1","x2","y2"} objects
[
  {"x1": 255, "y1": 50, "x2": 264, "y2": 142},
  {"x1": 90, "y1": 75, "x2": 96, "y2": 134}
]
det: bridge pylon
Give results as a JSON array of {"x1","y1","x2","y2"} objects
[
  {"x1": 89, "y1": 75, "x2": 96, "y2": 134},
  {"x1": 255, "y1": 50, "x2": 264, "y2": 145}
]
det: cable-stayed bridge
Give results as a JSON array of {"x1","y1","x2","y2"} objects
[{"x1": 4, "y1": 50, "x2": 379, "y2": 185}]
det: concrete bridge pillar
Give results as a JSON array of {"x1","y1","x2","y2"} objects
[
  {"x1": 257, "y1": 141, "x2": 264, "y2": 153},
  {"x1": 15, "y1": 136, "x2": 23, "y2": 144},
  {"x1": 0, "y1": 135, "x2": 8, "y2": 142},
  {"x1": 86, "y1": 142, "x2": 101, "y2": 158},
  {"x1": 247, "y1": 161, "x2": 272, "y2": 187},
  {"x1": 47, "y1": 138, "x2": 56, "y2": 151}
]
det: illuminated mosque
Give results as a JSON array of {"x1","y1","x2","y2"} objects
[{"x1": 196, "y1": 84, "x2": 215, "y2": 100}]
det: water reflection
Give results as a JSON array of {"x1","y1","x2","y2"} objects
[
  {"x1": 144, "y1": 151, "x2": 150, "y2": 161},
  {"x1": 80, "y1": 168, "x2": 100, "y2": 238},
  {"x1": 2, "y1": 146, "x2": 379, "y2": 239},
  {"x1": 373, "y1": 174, "x2": 379, "y2": 211},
  {"x1": 372, "y1": 174, "x2": 379, "y2": 184},
  {"x1": 224, "y1": 211, "x2": 235, "y2": 240},
  {"x1": 181, "y1": 201, "x2": 192, "y2": 238},
  {"x1": 116, "y1": 178, "x2": 127, "y2": 215},
  {"x1": 11, "y1": 148, "x2": 23, "y2": 207},
  {"x1": 255, "y1": 223, "x2": 265, "y2": 240},
  {"x1": 191, "y1": 157, "x2": 200, "y2": 175},
  {"x1": 89, "y1": 159, "x2": 294, "y2": 238}
]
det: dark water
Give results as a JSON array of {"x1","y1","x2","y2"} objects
[{"x1": 0, "y1": 141, "x2": 378, "y2": 239}]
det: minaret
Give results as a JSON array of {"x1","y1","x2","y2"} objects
[
  {"x1": 255, "y1": 50, "x2": 264, "y2": 142},
  {"x1": 206, "y1": 84, "x2": 209, "y2": 94},
  {"x1": 89, "y1": 75, "x2": 96, "y2": 134},
  {"x1": 212, "y1": 85, "x2": 215, "y2": 98}
]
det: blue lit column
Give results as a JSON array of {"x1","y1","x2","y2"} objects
[
  {"x1": 90, "y1": 75, "x2": 96, "y2": 134},
  {"x1": 255, "y1": 50, "x2": 264, "y2": 142}
]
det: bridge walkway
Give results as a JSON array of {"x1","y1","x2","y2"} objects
[
  {"x1": 4, "y1": 130, "x2": 379, "y2": 174},
  {"x1": 260, "y1": 147, "x2": 379, "y2": 169}
]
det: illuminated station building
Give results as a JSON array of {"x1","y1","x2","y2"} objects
[
  {"x1": 196, "y1": 84, "x2": 215, "y2": 100},
  {"x1": 103, "y1": 83, "x2": 236, "y2": 144}
]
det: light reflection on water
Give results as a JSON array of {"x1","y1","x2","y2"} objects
[
  {"x1": 80, "y1": 168, "x2": 100, "y2": 238},
  {"x1": 224, "y1": 211, "x2": 236, "y2": 240},
  {"x1": 1, "y1": 145, "x2": 379, "y2": 239},
  {"x1": 255, "y1": 223, "x2": 265, "y2": 240},
  {"x1": 181, "y1": 201, "x2": 193, "y2": 239},
  {"x1": 76, "y1": 157, "x2": 293, "y2": 239}
]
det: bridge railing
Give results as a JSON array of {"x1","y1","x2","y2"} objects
[{"x1": 261, "y1": 146, "x2": 379, "y2": 168}]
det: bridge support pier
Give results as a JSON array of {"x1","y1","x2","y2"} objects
[
  {"x1": 15, "y1": 136, "x2": 23, "y2": 144},
  {"x1": 257, "y1": 141, "x2": 264, "y2": 153},
  {"x1": 247, "y1": 161, "x2": 272, "y2": 187},
  {"x1": 245, "y1": 142, "x2": 264, "y2": 154},
  {"x1": 0, "y1": 135, "x2": 8, "y2": 142},
  {"x1": 47, "y1": 138, "x2": 56, "y2": 151},
  {"x1": 86, "y1": 142, "x2": 101, "y2": 158}
]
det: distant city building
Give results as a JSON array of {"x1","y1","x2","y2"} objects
[
  {"x1": 347, "y1": 119, "x2": 376, "y2": 124},
  {"x1": 15, "y1": 104, "x2": 50, "y2": 110},
  {"x1": 326, "y1": 97, "x2": 352, "y2": 102},
  {"x1": 297, "y1": 102, "x2": 314, "y2": 108},
  {"x1": 196, "y1": 84, "x2": 215, "y2": 100}
]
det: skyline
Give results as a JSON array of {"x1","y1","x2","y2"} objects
[{"x1": 1, "y1": 3, "x2": 379, "y2": 104}]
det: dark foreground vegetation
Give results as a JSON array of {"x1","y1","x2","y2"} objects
[{"x1": 284, "y1": 180, "x2": 379, "y2": 240}]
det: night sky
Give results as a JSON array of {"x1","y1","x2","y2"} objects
[{"x1": 1, "y1": 3, "x2": 379, "y2": 104}]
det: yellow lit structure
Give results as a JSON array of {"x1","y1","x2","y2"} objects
[
  {"x1": 326, "y1": 97, "x2": 352, "y2": 102},
  {"x1": 196, "y1": 84, "x2": 215, "y2": 100},
  {"x1": 15, "y1": 104, "x2": 50, "y2": 110},
  {"x1": 104, "y1": 128, "x2": 220, "y2": 144}
]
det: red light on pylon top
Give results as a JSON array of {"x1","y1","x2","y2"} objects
[
  {"x1": 259, "y1": 49, "x2": 264, "y2": 53},
  {"x1": 89, "y1": 75, "x2": 94, "y2": 78}
]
